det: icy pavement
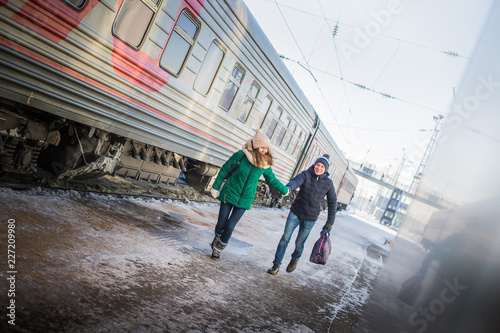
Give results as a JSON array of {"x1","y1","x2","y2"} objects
[{"x1": 0, "y1": 187, "x2": 396, "y2": 332}]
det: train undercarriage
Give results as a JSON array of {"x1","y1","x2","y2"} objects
[
  {"x1": 0, "y1": 100, "x2": 204, "y2": 184},
  {"x1": 0, "y1": 100, "x2": 280, "y2": 205}
]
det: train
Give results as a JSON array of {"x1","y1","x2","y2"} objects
[{"x1": 0, "y1": 0, "x2": 357, "y2": 209}]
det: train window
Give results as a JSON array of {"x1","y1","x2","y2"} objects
[
  {"x1": 194, "y1": 41, "x2": 225, "y2": 95},
  {"x1": 160, "y1": 10, "x2": 200, "y2": 76},
  {"x1": 113, "y1": 0, "x2": 161, "y2": 49},
  {"x1": 219, "y1": 64, "x2": 245, "y2": 111},
  {"x1": 312, "y1": 147, "x2": 320, "y2": 165},
  {"x1": 265, "y1": 107, "x2": 282, "y2": 139},
  {"x1": 275, "y1": 114, "x2": 291, "y2": 146},
  {"x1": 303, "y1": 145, "x2": 316, "y2": 168},
  {"x1": 62, "y1": 0, "x2": 87, "y2": 10},
  {"x1": 285, "y1": 123, "x2": 297, "y2": 151},
  {"x1": 292, "y1": 131, "x2": 304, "y2": 156},
  {"x1": 237, "y1": 82, "x2": 260, "y2": 122},
  {"x1": 258, "y1": 96, "x2": 273, "y2": 129}
]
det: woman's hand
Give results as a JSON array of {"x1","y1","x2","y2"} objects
[
  {"x1": 285, "y1": 186, "x2": 291, "y2": 196},
  {"x1": 210, "y1": 188, "x2": 219, "y2": 199}
]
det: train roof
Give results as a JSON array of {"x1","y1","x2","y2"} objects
[
  {"x1": 224, "y1": 0, "x2": 317, "y2": 122},
  {"x1": 317, "y1": 120, "x2": 348, "y2": 164}
]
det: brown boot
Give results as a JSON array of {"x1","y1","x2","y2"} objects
[
  {"x1": 211, "y1": 237, "x2": 227, "y2": 261},
  {"x1": 267, "y1": 263, "x2": 280, "y2": 275},
  {"x1": 210, "y1": 233, "x2": 221, "y2": 249},
  {"x1": 211, "y1": 249, "x2": 221, "y2": 261},
  {"x1": 286, "y1": 258, "x2": 299, "y2": 273}
]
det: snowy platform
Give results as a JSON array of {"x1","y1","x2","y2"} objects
[{"x1": 0, "y1": 188, "x2": 396, "y2": 332}]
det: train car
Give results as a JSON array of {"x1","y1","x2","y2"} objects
[
  {"x1": 0, "y1": 0, "x2": 356, "y2": 208},
  {"x1": 288, "y1": 119, "x2": 357, "y2": 210},
  {"x1": 354, "y1": 3, "x2": 500, "y2": 332}
]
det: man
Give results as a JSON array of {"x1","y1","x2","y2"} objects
[{"x1": 267, "y1": 154, "x2": 337, "y2": 275}]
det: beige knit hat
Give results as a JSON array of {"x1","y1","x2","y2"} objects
[{"x1": 252, "y1": 129, "x2": 270, "y2": 149}]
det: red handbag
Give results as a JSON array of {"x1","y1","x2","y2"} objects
[{"x1": 309, "y1": 228, "x2": 332, "y2": 265}]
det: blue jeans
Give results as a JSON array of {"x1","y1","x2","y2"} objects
[
  {"x1": 273, "y1": 211, "x2": 316, "y2": 265},
  {"x1": 215, "y1": 202, "x2": 246, "y2": 243}
]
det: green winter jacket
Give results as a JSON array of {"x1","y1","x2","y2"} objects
[{"x1": 212, "y1": 149, "x2": 288, "y2": 210}]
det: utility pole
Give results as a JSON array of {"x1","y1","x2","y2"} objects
[
  {"x1": 392, "y1": 148, "x2": 406, "y2": 187},
  {"x1": 390, "y1": 115, "x2": 444, "y2": 227},
  {"x1": 407, "y1": 115, "x2": 444, "y2": 196}
]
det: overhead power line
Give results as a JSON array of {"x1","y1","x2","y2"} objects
[
  {"x1": 280, "y1": 56, "x2": 445, "y2": 114},
  {"x1": 316, "y1": 0, "x2": 361, "y2": 147},
  {"x1": 332, "y1": 124, "x2": 434, "y2": 132},
  {"x1": 273, "y1": 0, "x2": 352, "y2": 147},
  {"x1": 332, "y1": 24, "x2": 339, "y2": 37},
  {"x1": 261, "y1": 0, "x2": 469, "y2": 60},
  {"x1": 445, "y1": 51, "x2": 459, "y2": 57},
  {"x1": 279, "y1": 54, "x2": 317, "y2": 82}
]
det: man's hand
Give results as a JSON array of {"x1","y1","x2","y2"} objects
[{"x1": 322, "y1": 223, "x2": 332, "y2": 233}]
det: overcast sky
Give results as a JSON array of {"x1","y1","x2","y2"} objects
[{"x1": 243, "y1": 0, "x2": 493, "y2": 185}]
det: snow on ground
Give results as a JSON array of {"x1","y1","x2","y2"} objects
[{"x1": 0, "y1": 187, "x2": 396, "y2": 332}]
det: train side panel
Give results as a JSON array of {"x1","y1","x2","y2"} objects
[{"x1": 0, "y1": 0, "x2": 355, "y2": 204}]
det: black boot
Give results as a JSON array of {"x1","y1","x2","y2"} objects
[
  {"x1": 286, "y1": 258, "x2": 299, "y2": 273},
  {"x1": 267, "y1": 263, "x2": 280, "y2": 275}
]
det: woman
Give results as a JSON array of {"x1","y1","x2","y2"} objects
[{"x1": 209, "y1": 129, "x2": 289, "y2": 260}]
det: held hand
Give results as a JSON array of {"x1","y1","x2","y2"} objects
[
  {"x1": 285, "y1": 186, "x2": 291, "y2": 196},
  {"x1": 322, "y1": 224, "x2": 332, "y2": 233},
  {"x1": 210, "y1": 188, "x2": 219, "y2": 199}
]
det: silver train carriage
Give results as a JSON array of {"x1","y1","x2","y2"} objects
[{"x1": 0, "y1": 0, "x2": 356, "y2": 208}]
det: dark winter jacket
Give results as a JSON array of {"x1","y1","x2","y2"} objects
[
  {"x1": 287, "y1": 165, "x2": 338, "y2": 228},
  {"x1": 212, "y1": 148, "x2": 288, "y2": 210}
]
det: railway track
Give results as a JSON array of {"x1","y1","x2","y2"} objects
[
  {"x1": 0, "y1": 170, "x2": 214, "y2": 201},
  {"x1": 0, "y1": 171, "x2": 291, "y2": 208}
]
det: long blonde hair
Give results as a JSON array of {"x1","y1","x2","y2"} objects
[{"x1": 253, "y1": 148, "x2": 274, "y2": 168}]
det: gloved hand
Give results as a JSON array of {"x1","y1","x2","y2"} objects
[
  {"x1": 322, "y1": 223, "x2": 332, "y2": 233},
  {"x1": 284, "y1": 186, "x2": 290, "y2": 196},
  {"x1": 210, "y1": 187, "x2": 219, "y2": 199}
]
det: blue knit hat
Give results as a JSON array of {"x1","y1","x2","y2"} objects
[{"x1": 315, "y1": 154, "x2": 330, "y2": 170}]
